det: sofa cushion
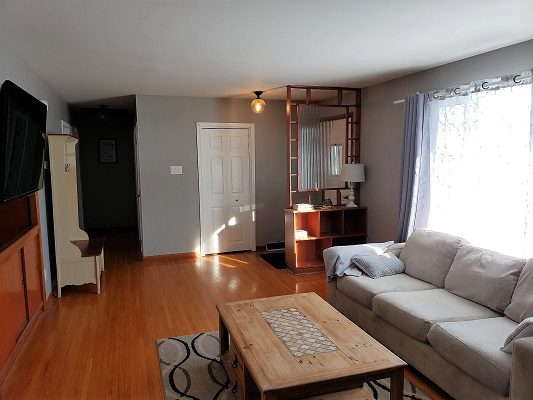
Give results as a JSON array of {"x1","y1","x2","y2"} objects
[
  {"x1": 400, "y1": 228, "x2": 467, "y2": 287},
  {"x1": 373, "y1": 289, "x2": 500, "y2": 342},
  {"x1": 445, "y1": 245, "x2": 525, "y2": 313},
  {"x1": 505, "y1": 259, "x2": 533, "y2": 322},
  {"x1": 427, "y1": 317, "x2": 515, "y2": 396},
  {"x1": 336, "y1": 273, "x2": 436, "y2": 310}
]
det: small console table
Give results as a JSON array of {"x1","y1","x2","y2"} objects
[{"x1": 284, "y1": 206, "x2": 367, "y2": 274}]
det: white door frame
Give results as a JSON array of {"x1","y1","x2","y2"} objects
[
  {"x1": 196, "y1": 122, "x2": 256, "y2": 256},
  {"x1": 133, "y1": 122, "x2": 144, "y2": 257}
]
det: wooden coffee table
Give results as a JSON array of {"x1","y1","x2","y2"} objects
[{"x1": 217, "y1": 292, "x2": 406, "y2": 400}]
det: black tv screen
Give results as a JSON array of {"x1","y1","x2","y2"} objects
[{"x1": 0, "y1": 80, "x2": 47, "y2": 203}]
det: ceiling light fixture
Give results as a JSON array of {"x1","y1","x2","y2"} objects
[{"x1": 251, "y1": 91, "x2": 266, "y2": 114}]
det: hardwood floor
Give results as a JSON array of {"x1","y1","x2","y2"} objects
[{"x1": 0, "y1": 230, "x2": 326, "y2": 400}]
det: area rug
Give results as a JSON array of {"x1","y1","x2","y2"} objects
[
  {"x1": 259, "y1": 251, "x2": 287, "y2": 269},
  {"x1": 156, "y1": 332, "x2": 430, "y2": 400}
]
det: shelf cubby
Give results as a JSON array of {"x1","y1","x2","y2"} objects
[
  {"x1": 285, "y1": 206, "x2": 367, "y2": 274},
  {"x1": 319, "y1": 210, "x2": 343, "y2": 237}
]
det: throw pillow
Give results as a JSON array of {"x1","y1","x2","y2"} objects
[
  {"x1": 323, "y1": 241, "x2": 393, "y2": 280},
  {"x1": 400, "y1": 228, "x2": 467, "y2": 287},
  {"x1": 351, "y1": 253, "x2": 406, "y2": 279},
  {"x1": 385, "y1": 242, "x2": 405, "y2": 258},
  {"x1": 505, "y1": 259, "x2": 533, "y2": 322},
  {"x1": 445, "y1": 245, "x2": 526, "y2": 313},
  {"x1": 501, "y1": 317, "x2": 533, "y2": 353}
]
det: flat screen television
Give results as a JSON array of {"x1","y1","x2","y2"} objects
[{"x1": 0, "y1": 80, "x2": 47, "y2": 203}]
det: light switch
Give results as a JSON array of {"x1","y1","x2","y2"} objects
[{"x1": 170, "y1": 165, "x2": 183, "y2": 175}]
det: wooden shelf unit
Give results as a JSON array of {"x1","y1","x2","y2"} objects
[
  {"x1": 286, "y1": 85, "x2": 362, "y2": 207},
  {"x1": 285, "y1": 206, "x2": 367, "y2": 274}
]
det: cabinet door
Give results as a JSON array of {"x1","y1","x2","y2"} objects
[
  {"x1": 23, "y1": 235, "x2": 43, "y2": 318},
  {"x1": 0, "y1": 250, "x2": 27, "y2": 367}
]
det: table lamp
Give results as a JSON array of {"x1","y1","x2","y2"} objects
[{"x1": 339, "y1": 163, "x2": 365, "y2": 207}]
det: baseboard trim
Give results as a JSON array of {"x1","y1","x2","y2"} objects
[{"x1": 143, "y1": 252, "x2": 200, "y2": 262}]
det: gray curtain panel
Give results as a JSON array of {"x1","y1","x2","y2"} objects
[{"x1": 397, "y1": 93, "x2": 427, "y2": 242}]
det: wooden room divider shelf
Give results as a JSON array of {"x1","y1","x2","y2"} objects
[
  {"x1": 285, "y1": 206, "x2": 367, "y2": 274},
  {"x1": 286, "y1": 85, "x2": 362, "y2": 206}
]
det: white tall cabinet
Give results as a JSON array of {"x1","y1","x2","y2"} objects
[{"x1": 48, "y1": 134, "x2": 104, "y2": 297}]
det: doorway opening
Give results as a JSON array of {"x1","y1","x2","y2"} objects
[{"x1": 72, "y1": 97, "x2": 140, "y2": 258}]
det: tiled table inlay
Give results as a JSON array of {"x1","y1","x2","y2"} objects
[{"x1": 261, "y1": 307, "x2": 338, "y2": 357}]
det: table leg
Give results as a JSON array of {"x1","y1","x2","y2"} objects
[
  {"x1": 390, "y1": 368, "x2": 404, "y2": 400},
  {"x1": 219, "y1": 315, "x2": 229, "y2": 356}
]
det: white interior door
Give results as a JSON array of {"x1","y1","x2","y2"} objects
[{"x1": 198, "y1": 124, "x2": 255, "y2": 255}]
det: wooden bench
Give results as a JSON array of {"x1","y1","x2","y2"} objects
[{"x1": 70, "y1": 237, "x2": 105, "y2": 294}]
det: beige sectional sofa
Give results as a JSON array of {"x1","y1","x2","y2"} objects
[{"x1": 326, "y1": 229, "x2": 533, "y2": 400}]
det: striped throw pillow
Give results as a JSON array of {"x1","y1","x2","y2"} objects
[
  {"x1": 501, "y1": 317, "x2": 533, "y2": 353},
  {"x1": 350, "y1": 253, "x2": 405, "y2": 279}
]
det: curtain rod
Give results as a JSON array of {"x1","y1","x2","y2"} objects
[{"x1": 391, "y1": 70, "x2": 531, "y2": 105}]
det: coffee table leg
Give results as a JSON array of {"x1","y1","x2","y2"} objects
[
  {"x1": 219, "y1": 315, "x2": 229, "y2": 356},
  {"x1": 390, "y1": 369, "x2": 404, "y2": 400}
]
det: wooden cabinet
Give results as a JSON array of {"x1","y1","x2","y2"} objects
[
  {"x1": 23, "y1": 235, "x2": 44, "y2": 318},
  {"x1": 285, "y1": 206, "x2": 367, "y2": 274},
  {"x1": 0, "y1": 251, "x2": 27, "y2": 368},
  {"x1": 0, "y1": 193, "x2": 46, "y2": 385}
]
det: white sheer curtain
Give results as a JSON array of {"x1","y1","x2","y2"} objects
[{"x1": 408, "y1": 80, "x2": 533, "y2": 257}]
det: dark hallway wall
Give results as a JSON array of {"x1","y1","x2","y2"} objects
[{"x1": 74, "y1": 108, "x2": 137, "y2": 230}]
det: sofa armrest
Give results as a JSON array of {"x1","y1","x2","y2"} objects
[
  {"x1": 511, "y1": 337, "x2": 533, "y2": 400},
  {"x1": 326, "y1": 279, "x2": 337, "y2": 307}
]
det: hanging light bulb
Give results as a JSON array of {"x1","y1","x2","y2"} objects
[{"x1": 251, "y1": 91, "x2": 266, "y2": 114}]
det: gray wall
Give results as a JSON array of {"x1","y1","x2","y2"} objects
[
  {"x1": 136, "y1": 96, "x2": 286, "y2": 256},
  {"x1": 0, "y1": 35, "x2": 70, "y2": 295},
  {"x1": 75, "y1": 109, "x2": 137, "y2": 230},
  {"x1": 360, "y1": 39, "x2": 533, "y2": 242}
]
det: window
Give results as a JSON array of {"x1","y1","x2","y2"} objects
[{"x1": 409, "y1": 82, "x2": 533, "y2": 257}]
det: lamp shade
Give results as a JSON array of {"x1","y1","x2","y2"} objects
[
  {"x1": 339, "y1": 163, "x2": 365, "y2": 183},
  {"x1": 251, "y1": 90, "x2": 266, "y2": 113},
  {"x1": 251, "y1": 98, "x2": 266, "y2": 113}
]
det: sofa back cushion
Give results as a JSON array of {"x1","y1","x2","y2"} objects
[
  {"x1": 505, "y1": 259, "x2": 533, "y2": 322},
  {"x1": 400, "y1": 228, "x2": 467, "y2": 287},
  {"x1": 445, "y1": 245, "x2": 526, "y2": 313}
]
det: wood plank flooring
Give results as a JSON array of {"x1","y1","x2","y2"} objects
[{"x1": 0, "y1": 230, "x2": 326, "y2": 400}]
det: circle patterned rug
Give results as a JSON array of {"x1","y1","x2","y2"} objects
[{"x1": 156, "y1": 332, "x2": 430, "y2": 400}]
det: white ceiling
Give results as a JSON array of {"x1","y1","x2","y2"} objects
[{"x1": 2, "y1": 0, "x2": 533, "y2": 104}]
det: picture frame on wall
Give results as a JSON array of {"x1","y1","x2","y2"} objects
[{"x1": 99, "y1": 139, "x2": 117, "y2": 163}]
